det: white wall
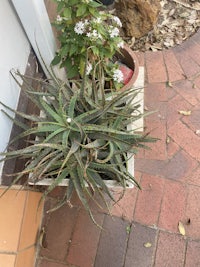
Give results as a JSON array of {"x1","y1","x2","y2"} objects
[
  {"x1": 0, "y1": 0, "x2": 30, "y2": 176},
  {"x1": 12, "y1": 0, "x2": 65, "y2": 79}
]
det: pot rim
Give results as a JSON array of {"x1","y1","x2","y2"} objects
[{"x1": 119, "y1": 44, "x2": 139, "y2": 91}]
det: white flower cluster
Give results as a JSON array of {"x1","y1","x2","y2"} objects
[
  {"x1": 117, "y1": 41, "x2": 124, "y2": 48},
  {"x1": 93, "y1": 17, "x2": 102, "y2": 24},
  {"x1": 74, "y1": 20, "x2": 87, "y2": 35},
  {"x1": 86, "y1": 62, "x2": 93, "y2": 75},
  {"x1": 113, "y1": 69, "x2": 124, "y2": 83},
  {"x1": 74, "y1": 18, "x2": 103, "y2": 40},
  {"x1": 109, "y1": 26, "x2": 120, "y2": 38},
  {"x1": 86, "y1": 29, "x2": 102, "y2": 40},
  {"x1": 56, "y1": 15, "x2": 62, "y2": 22},
  {"x1": 112, "y1": 16, "x2": 122, "y2": 28}
]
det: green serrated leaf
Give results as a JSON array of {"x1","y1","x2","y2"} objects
[
  {"x1": 42, "y1": 168, "x2": 69, "y2": 200},
  {"x1": 68, "y1": 93, "x2": 78, "y2": 119},
  {"x1": 51, "y1": 54, "x2": 61, "y2": 66},
  {"x1": 76, "y1": 4, "x2": 87, "y2": 17},
  {"x1": 63, "y1": 7, "x2": 72, "y2": 19}
]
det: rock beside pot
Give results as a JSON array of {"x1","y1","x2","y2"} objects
[{"x1": 115, "y1": 0, "x2": 161, "y2": 38}]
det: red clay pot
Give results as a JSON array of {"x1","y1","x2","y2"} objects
[{"x1": 117, "y1": 44, "x2": 139, "y2": 91}]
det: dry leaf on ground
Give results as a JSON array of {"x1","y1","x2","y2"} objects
[
  {"x1": 195, "y1": 130, "x2": 200, "y2": 136},
  {"x1": 144, "y1": 242, "x2": 152, "y2": 248},
  {"x1": 178, "y1": 221, "x2": 186, "y2": 235},
  {"x1": 178, "y1": 110, "x2": 192, "y2": 116}
]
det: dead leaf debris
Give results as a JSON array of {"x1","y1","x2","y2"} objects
[
  {"x1": 144, "y1": 242, "x2": 152, "y2": 248},
  {"x1": 126, "y1": 0, "x2": 200, "y2": 51},
  {"x1": 178, "y1": 110, "x2": 192, "y2": 116},
  {"x1": 178, "y1": 221, "x2": 186, "y2": 236}
]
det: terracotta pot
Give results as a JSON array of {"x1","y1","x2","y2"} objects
[{"x1": 117, "y1": 45, "x2": 139, "y2": 91}]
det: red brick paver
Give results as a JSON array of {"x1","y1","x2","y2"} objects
[
  {"x1": 168, "y1": 120, "x2": 200, "y2": 161},
  {"x1": 37, "y1": 259, "x2": 73, "y2": 267},
  {"x1": 158, "y1": 179, "x2": 187, "y2": 232},
  {"x1": 125, "y1": 223, "x2": 157, "y2": 267},
  {"x1": 94, "y1": 216, "x2": 129, "y2": 267},
  {"x1": 36, "y1": 29, "x2": 200, "y2": 267},
  {"x1": 163, "y1": 50, "x2": 185, "y2": 82},
  {"x1": 173, "y1": 40, "x2": 200, "y2": 78},
  {"x1": 154, "y1": 231, "x2": 186, "y2": 267},
  {"x1": 134, "y1": 174, "x2": 164, "y2": 226},
  {"x1": 185, "y1": 185, "x2": 200, "y2": 239},
  {"x1": 111, "y1": 187, "x2": 138, "y2": 222},
  {"x1": 145, "y1": 51, "x2": 168, "y2": 83},
  {"x1": 67, "y1": 210, "x2": 104, "y2": 267},
  {"x1": 185, "y1": 240, "x2": 200, "y2": 267},
  {"x1": 39, "y1": 201, "x2": 79, "y2": 262}
]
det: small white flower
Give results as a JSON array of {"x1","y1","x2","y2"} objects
[
  {"x1": 86, "y1": 29, "x2": 102, "y2": 40},
  {"x1": 67, "y1": 117, "x2": 72, "y2": 123},
  {"x1": 84, "y1": 19, "x2": 89, "y2": 25},
  {"x1": 98, "y1": 33, "x2": 103, "y2": 40},
  {"x1": 94, "y1": 17, "x2": 102, "y2": 24},
  {"x1": 82, "y1": 0, "x2": 91, "y2": 3},
  {"x1": 113, "y1": 69, "x2": 124, "y2": 83},
  {"x1": 74, "y1": 21, "x2": 85, "y2": 35},
  {"x1": 86, "y1": 62, "x2": 93, "y2": 75},
  {"x1": 86, "y1": 32, "x2": 92, "y2": 38},
  {"x1": 112, "y1": 16, "x2": 122, "y2": 27},
  {"x1": 117, "y1": 41, "x2": 124, "y2": 48},
  {"x1": 91, "y1": 29, "x2": 98, "y2": 37},
  {"x1": 109, "y1": 26, "x2": 120, "y2": 38},
  {"x1": 56, "y1": 15, "x2": 62, "y2": 22}
]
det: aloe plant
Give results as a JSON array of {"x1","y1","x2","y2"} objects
[{"x1": 0, "y1": 68, "x2": 156, "y2": 223}]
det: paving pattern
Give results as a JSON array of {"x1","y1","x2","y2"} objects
[{"x1": 36, "y1": 29, "x2": 200, "y2": 267}]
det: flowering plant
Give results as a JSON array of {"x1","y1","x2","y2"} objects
[{"x1": 52, "y1": 0, "x2": 125, "y2": 87}]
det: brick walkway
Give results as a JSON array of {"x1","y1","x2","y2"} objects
[{"x1": 36, "y1": 30, "x2": 200, "y2": 267}]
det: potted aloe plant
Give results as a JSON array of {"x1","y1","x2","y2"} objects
[
  {"x1": 0, "y1": 66, "x2": 156, "y2": 223},
  {"x1": 51, "y1": 0, "x2": 139, "y2": 90},
  {"x1": 0, "y1": 0, "x2": 151, "y2": 224}
]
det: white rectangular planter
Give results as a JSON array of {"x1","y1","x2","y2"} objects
[{"x1": 29, "y1": 67, "x2": 144, "y2": 189}]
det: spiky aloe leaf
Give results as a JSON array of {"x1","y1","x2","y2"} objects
[
  {"x1": 58, "y1": 141, "x2": 80, "y2": 175},
  {"x1": 67, "y1": 94, "x2": 78, "y2": 119},
  {"x1": 31, "y1": 152, "x2": 63, "y2": 181},
  {"x1": 22, "y1": 147, "x2": 52, "y2": 172},
  {"x1": 80, "y1": 139, "x2": 106, "y2": 149},
  {"x1": 39, "y1": 97, "x2": 65, "y2": 124},
  {"x1": 75, "y1": 109, "x2": 104, "y2": 124},
  {"x1": 67, "y1": 178, "x2": 75, "y2": 201},
  {"x1": 39, "y1": 168, "x2": 69, "y2": 208},
  {"x1": 70, "y1": 168, "x2": 99, "y2": 225},
  {"x1": 86, "y1": 169, "x2": 114, "y2": 212},
  {"x1": 62, "y1": 129, "x2": 70, "y2": 147},
  {"x1": 0, "y1": 109, "x2": 29, "y2": 134},
  {"x1": 0, "y1": 145, "x2": 40, "y2": 160},
  {"x1": 42, "y1": 127, "x2": 66, "y2": 143},
  {"x1": 95, "y1": 141, "x2": 114, "y2": 164},
  {"x1": 86, "y1": 168, "x2": 115, "y2": 201},
  {"x1": 0, "y1": 101, "x2": 41, "y2": 124}
]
